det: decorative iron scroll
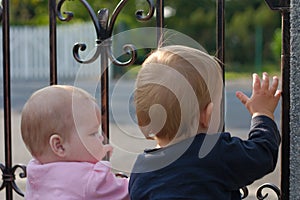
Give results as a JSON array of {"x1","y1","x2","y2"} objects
[
  {"x1": 57, "y1": 0, "x2": 155, "y2": 65},
  {"x1": 0, "y1": 164, "x2": 27, "y2": 197},
  {"x1": 56, "y1": 0, "x2": 158, "y2": 155},
  {"x1": 240, "y1": 186, "x2": 249, "y2": 199},
  {"x1": 1, "y1": 0, "x2": 27, "y2": 198},
  {"x1": 256, "y1": 183, "x2": 281, "y2": 200},
  {"x1": 55, "y1": 0, "x2": 159, "y2": 173},
  {"x1": 240, "y1": 184, "x2": 281, "y2": 199}
]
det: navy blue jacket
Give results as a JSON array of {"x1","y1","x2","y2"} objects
[{"x1": 129, "y1": 116, "x2": 280, "y2": 200}]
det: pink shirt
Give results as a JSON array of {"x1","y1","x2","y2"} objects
[{"x1": 25, "y1": 159, "x2": 130, "y2": 200}]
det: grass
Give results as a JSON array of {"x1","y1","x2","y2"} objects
[
  {"x1": 225, "y1": 63, "x2": 281, "y2": 79},
  {"x1": 225, "y1": 72, "x2": 252, "y2": 80}
]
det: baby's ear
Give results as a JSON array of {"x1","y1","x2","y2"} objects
[
  {"x1": 49, "y1": 134, "x2": 66, "y2": 157},
  {"x1": 200, "y1": 102, "x2": 213, "y2": 129}
]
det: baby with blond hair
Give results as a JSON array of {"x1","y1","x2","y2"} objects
[
  {"x1": 129, "y1": 45, "x2": 281, "y2": 199},
  {"x1": 21, "y1": 85, "x2": 129, "y2": 200}
]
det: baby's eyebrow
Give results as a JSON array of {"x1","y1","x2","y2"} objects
[{"x1": 88, "y1": 131, "x2": 101, "y2": 136}]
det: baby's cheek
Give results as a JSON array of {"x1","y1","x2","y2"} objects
[
  {"x1": 83, "y1": 140, "x2": 105, "y2": 161},
  {"x1": 94, "y1": 143, "x2": 109, "y2": 160}
]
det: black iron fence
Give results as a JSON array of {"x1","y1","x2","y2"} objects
[{"x1": 0, "y1": 0, "x2": 290, "y2": 199}]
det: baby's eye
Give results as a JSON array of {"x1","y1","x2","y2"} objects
[
  {"x1": 92, "y1": 131, "x2": 101, "y2": 137},
  {"x1": 89, "y1": 131, "x2": 98, "y2": 137}
]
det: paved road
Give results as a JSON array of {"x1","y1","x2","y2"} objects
[{"x1": 0, "y1": 78, "x2": 281, "y2": 199}]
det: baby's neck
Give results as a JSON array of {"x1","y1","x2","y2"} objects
[
  {"x1": 156, "y1": 139, "x2": 171, "y2": 148},
  {"x1": 155, "y1": 135, "x2": 187, "y2": 148},
  {"x1": 156, "y1": 131, "x2": 208, "y2": 148},
  {"x1": 35, "y1": 151, "x2": 67, "y2": 164}
]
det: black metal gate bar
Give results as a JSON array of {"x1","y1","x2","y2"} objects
[
  {"x1": 216, "y1": 0, "x2": 225, "y2": 72},
  {"x1": 156, "y1": 0, "x2": 164, "y2": 45},
  {"x1": 263, "y1": 1, "x2": 291, "y2": 199},
  {"x1": 1, "y1": 0, "x2": 27, "y2": 198},
  {"x1": 280, "y1": 7, "x2": 291, "y2": 200},
  {"x1": 101, "y1": 45, "x2": 109, "y2": 143},
  {"x1": 1, "y1": 0, "x2": 12, "y2": 198},
  {"x1": 216, "y1": 0, "x2": 225, "y2": 132},
  {"x1": 49, "y1": 0, "x2": 58, "y2": 85}
]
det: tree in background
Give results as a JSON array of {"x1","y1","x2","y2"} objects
[
  {"x1": 10, "y1": 0, "x2": 49, "y2": 25},
  {"x1": 225, "y1": 1, "x2": 280, "y2": 72},
  {"x1": 163, "y1": 0, "x2": 216, "y2": 53},
  {"x1": 163, "y1": 0, "x2": 281, "y2": 72},
  {"x1": 270, "y1": 28, "x2": 282, "y2": 64},
  {"x1": 8, "y1": 0, "x2": 281, "y2": 72}
]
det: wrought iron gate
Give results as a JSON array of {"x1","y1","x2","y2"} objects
[{"x1": 0, "y1": 0, "x2": 290, "y2": 199}]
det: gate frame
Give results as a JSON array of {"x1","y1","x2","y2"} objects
[
  {"x1": 1, "y1": 0, "x2": 290, "y2": 199},
  {"x1": 264, "y1": 0, "x2": 291, "y2": 199}
]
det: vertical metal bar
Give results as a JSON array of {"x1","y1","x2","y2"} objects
[
  {"x1": 2, "y1": 0, "x2": 13, "y2": 198},
  {"x1": 216, "y1": 0, "x2": 225, "y2": 72},
  {"x1": 263, "y1": 1, "x2": 290, "y2": 198},
  {"x1": 216, "y1": 0, "x2": 225, "y2": 131},
  {"x1": 101, "y1": 46, "x2": 109, "y2": 143},
  {"x1": 280, "y1": 8, "x2": 290, "y2": 200},
  {"x1": 49, "y1": 0, "x2": 57, "y2": 85},
  {"x1": 156, "y1": 0, "x2": 164, "y2": 46}
]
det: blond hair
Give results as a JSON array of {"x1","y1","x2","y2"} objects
[
  {"x1": 21, "y1": 85, "x2": 93, "y2": 158},
  {"x1": 135, "y1": 45, "x2": 222, "y2": 141}
]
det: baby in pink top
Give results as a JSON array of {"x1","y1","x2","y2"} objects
[{"x1": 21, "y1": 85, "x2": 129, "y2": 200}]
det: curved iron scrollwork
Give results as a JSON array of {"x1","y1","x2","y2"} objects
[
  {"x1": 57, "y1": 0, "x2": 155, "y2": 65},
  {"x1": 107, "y1": 43, "x2": 137, "y2": 67},
  {"x1": 240, "y1": 186, "x2": 249, "y2": 199},
  {"x1": 0, "y1": 163, "x2": 27, "y2": 197},
  {"x1": 240, "y1": 184, "x2": 281, "y2": 199},
  {"x1": 256, "y1": 183, "x2": 281, "y2": 200}
]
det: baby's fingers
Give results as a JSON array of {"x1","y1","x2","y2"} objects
[
  {"x1": 236, "y1": 91, "x2": 249, "y2": 105},
  {"x1": 274, "y1": 90, "x2": 282, "y2": 101},
  {"x1": 261, "y1": 72, "x2": 270, "y2": 90},
  {"x1": 252, "y1": 73, "x2": 261, "y2": 92},
  {"x1": 270, "y1": 76, "x2": 279, "y2": 95}
]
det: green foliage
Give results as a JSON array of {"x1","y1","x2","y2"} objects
[
  {"x1": 11, "y1": 0, "x2": 49, "y2": 25},
  {"x1": 270, "y1": 28, "x2": 282, "y2": 62},
  {"x1": 8, "y1": 0, "x2": 282, "y2": 72},
  {"x1": 164, "y1": 0, "x2": 216, "y2": 54},
  {"x1": 226, "y1": 3, "x2": 280, "y2": 67}
]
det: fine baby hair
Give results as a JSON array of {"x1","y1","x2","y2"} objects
[
  {"x1": 21, "y1": 85, "x2": 129, "y2": 200},
  {"x1": 21, "y1": 85, "x2": 111, "y2": 163},
  {"x1": 134, "y1": 45, "x2": 224, "y2": 146},
  {"x1": 21, "y1": 85, "x2": 88, "y2": 158},
  {"x1": 129, "y1": 45, "x2": 281, "y2": 200}
]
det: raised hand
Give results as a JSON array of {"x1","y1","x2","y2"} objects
[{"x1": 235, "y1": 72, "x2": 281, "y2": 120}]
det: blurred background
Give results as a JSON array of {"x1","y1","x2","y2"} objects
[
  {"x1": 1, "y1": 0, "x2": 282, "y2": 199},
  {"x1": 6, "y1": 0, "x2": 281, "y2": 78}
]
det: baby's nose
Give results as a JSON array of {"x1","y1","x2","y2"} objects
[{"x1": 98, "y1": 134, "x2": 104, "y2": 142}]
